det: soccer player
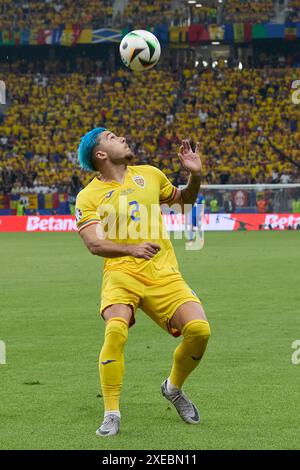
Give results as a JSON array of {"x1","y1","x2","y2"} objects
[{"x1": 76, "y1": 127, "x2": 211, "y2": 437}]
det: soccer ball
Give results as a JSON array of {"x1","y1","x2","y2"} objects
[{"x1": 119, "y1": 30, "x2": 161, "y2": 72}]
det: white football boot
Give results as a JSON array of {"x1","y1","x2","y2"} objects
[
  {"x1": 161, "y1": 379, "x2": 200, "y2": 424},
  {"x1": 96, "y1": 414, "x2": 120, "y2": 437}
]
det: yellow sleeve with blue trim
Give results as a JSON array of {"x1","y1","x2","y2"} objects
[{"x1": 75, "y1": 190, "x2": 101, "y2": 233}]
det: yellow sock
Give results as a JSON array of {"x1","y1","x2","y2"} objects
[
  {"x1": 169, "y1": 319, "x2": 211, "y2": 389},
  {"x1": 99, "y1": 317, "x2": 128, "y2": 412}
]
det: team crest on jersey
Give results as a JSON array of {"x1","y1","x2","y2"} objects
[
  {"x1": 132, "y1": 175, "x2": 145, "y2": 188},
  {"x1": 75, "y1": 208, "x2": 83, "y2": 223}
]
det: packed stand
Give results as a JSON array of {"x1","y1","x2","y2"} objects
[
  {"x1": 0, "y1": 60, "x2": 300, "y2": 202},
  {"x1": 179, "y1": 63, "x2": 300, "y2": 185},
  {"x1": 0, "y1": 59, "x2": 180, "y2": 196},
  {"x1": 116, "y1": 0, "x2": 220, "y2": 28},
  {"x1": 189, "y1": 1, "x2": 220, "y2": 26},
  {"x1": 119, "y1": 0, "x2": 177, "y2": 28},
  {"x1": 223, "y1": 0, "x2": 276, "y2": 23},
  {"x1": 0, "y1": 0, "x2": 113, "y2": 30},
  {"x1": 286, "y1": 0, "x2": 300, "y2": 22}
]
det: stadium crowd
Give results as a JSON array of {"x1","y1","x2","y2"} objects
[
  {"x1": 119, "y1": 1, "x2": 219, "y2": 28},
  {"x1": 0, "y1": 0, "x2": 282, "y2": 30},
  {"x1": 223, "y1": 0, "x2": 276, "y2": 23},
  {"x1": 0, "y1": 0, "x2": 191, "y2": 30},
  {"x1": 0, "y1": 58, "x2": 299, "y2": 199},
  {"x1": 119, "y1": 0, "x2": 177, "y2": 28},
  {"x1": 188, "y1": 1, "x2": 219, "y2": 26},
  {"x1": 0, "y1": 0, "x2": 114, "y2": 30},
  {"x1": 179, "y1": 63, "x2": 300, "y2": 185},
  {"x1": 287, "y1": 0, "x2": 300, "y2": 22}
]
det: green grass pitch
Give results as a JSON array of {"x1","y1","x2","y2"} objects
[{"x1": 0, "y1": 231, "x2": 299, "y2": 450}]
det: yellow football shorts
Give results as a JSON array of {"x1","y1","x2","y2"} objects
[{"x1": 100, "y1": 270, "x2": 202, "y2": 337}]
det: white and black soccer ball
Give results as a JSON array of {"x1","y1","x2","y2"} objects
[{"x1": 119, "y1": 30, "x2": 161, "y2": 72}]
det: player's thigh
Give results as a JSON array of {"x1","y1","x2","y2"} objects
[
  {"x1": 102, "y1": 304, "x2": 133, "y2": 325},
  {"x1": 170, "y1": 301, "x2": 207, "y2": 332},
  {"x1": 100, "y1": 271, "x2": 143, "y2": 327},
  {"x1": 142, "y1": 277, "x2": 205, "y2": 336}
]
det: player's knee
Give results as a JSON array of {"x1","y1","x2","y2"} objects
[
  {"x1": 103, "y1": 304, "x2": 133, "y2": 325},
  {"x1": 182, "y1": 319, "x2": 211, "y2": 343},
  {"x1": 105, "y1": 317, "x2": 129, "y2": 348}
]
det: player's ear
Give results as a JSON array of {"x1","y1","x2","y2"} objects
[{"x1": 94, "y1": 149, "x2": 108, "y2": 163}]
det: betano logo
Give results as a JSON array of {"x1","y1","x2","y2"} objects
[{"x1": 26, "y1": 216, "x2": 77, "y2": 231}]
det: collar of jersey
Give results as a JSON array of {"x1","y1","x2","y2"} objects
[{"x1": 95, "y1": 166, "x2": 131, "y2": 186}]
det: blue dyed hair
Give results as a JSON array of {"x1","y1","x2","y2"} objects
[{"x1": 77, "y1": 127, "x2": 107, "y2": 171}]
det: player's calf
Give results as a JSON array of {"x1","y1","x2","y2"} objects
[
  {"x1": 169, "y1": 319, "x2": 211, "y2": 390},
  {"x1": 99, "y1": 317, "x2": 129, "y2": 416}
]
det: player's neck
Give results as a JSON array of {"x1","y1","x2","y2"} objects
[{"x1": 99, "y1": 163, "x2": 128, "y2": 184}]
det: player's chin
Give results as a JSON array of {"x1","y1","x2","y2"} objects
[{"x1": 124, "y1": 150, "x2": 135, "y2": 161}]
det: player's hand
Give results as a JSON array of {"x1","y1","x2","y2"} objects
[
  {"x1": 128, "y1": 242, "x2": 161, "y2": 260},
  {"x1": 178, "y1": 140, "x2": 202, "y2": 176}
]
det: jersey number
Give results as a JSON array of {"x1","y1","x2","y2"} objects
[{"x1": 129, "y1": 201, "x2": 140, "y2": 221}]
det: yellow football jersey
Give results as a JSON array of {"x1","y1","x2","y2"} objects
[{"x1": 75, "y1": 165, "x2": 181, "y2": 280}]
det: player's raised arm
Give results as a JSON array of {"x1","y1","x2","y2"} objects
[
  {"x1": 79, "y1": 224, "x2": 160, "y2": 260},
  {"x1": 171, "y1": 140, "x2": 202, "y2": 208}
]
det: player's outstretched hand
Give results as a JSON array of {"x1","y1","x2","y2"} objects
[
  {"x1": 178, "y1": 139, "x2": 202, "y2": 176},
  {"x1": 128, "y1": 242, "x2": 161, "y2": 260}
]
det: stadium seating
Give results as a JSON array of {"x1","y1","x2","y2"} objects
[
  {"x1": 120, "y1": 0, "x2": 176, "y2": 28},
  {"x1": 0, "y1": 0, "x2": 282, "y2": 31},
  {"x1": 0, "y1": 59, "x2": 299, "y2": 200},
  {"x1": 287, "y1": 0, "x2": 300, "y2": 22},
  {"x1": 223, "y1": 0, "x2": 276, "y2": 23},
  {"x1": 0, "y1": 62, "x2": 180, "y2": 195},
  {"x1": 178, "y1": 65, "x2": 299, "y2": 184},
  {"x1": 189, "y1": 0, "x2": 219, "y2": 25},
  {"x1": 119, "y1": 0, "x2": 219, "y2": 28},
  {"x1": 0, "y1": 0, "x2": 113, "y2": 30}
]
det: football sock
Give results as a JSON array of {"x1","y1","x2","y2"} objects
[
  {"x1": 169, "y1": 319, "x2": 211, "y2": 390},
  {"x1": 167, "y1": 378, "x2": 179, "y2": 393},
  {"x1": 99, "y1": 317, "x2": 128, "y2": 412},
  {"x1": 104, "y1": 410, "x2": 121, "y2": 419}
]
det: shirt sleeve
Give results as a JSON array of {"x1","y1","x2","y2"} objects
[
  {"x1": 75, "y1": 191, "x2": 101, "y2": 233},
  {"x1": 150, "y1": 166, "x2": 178, "y2": 204}
]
